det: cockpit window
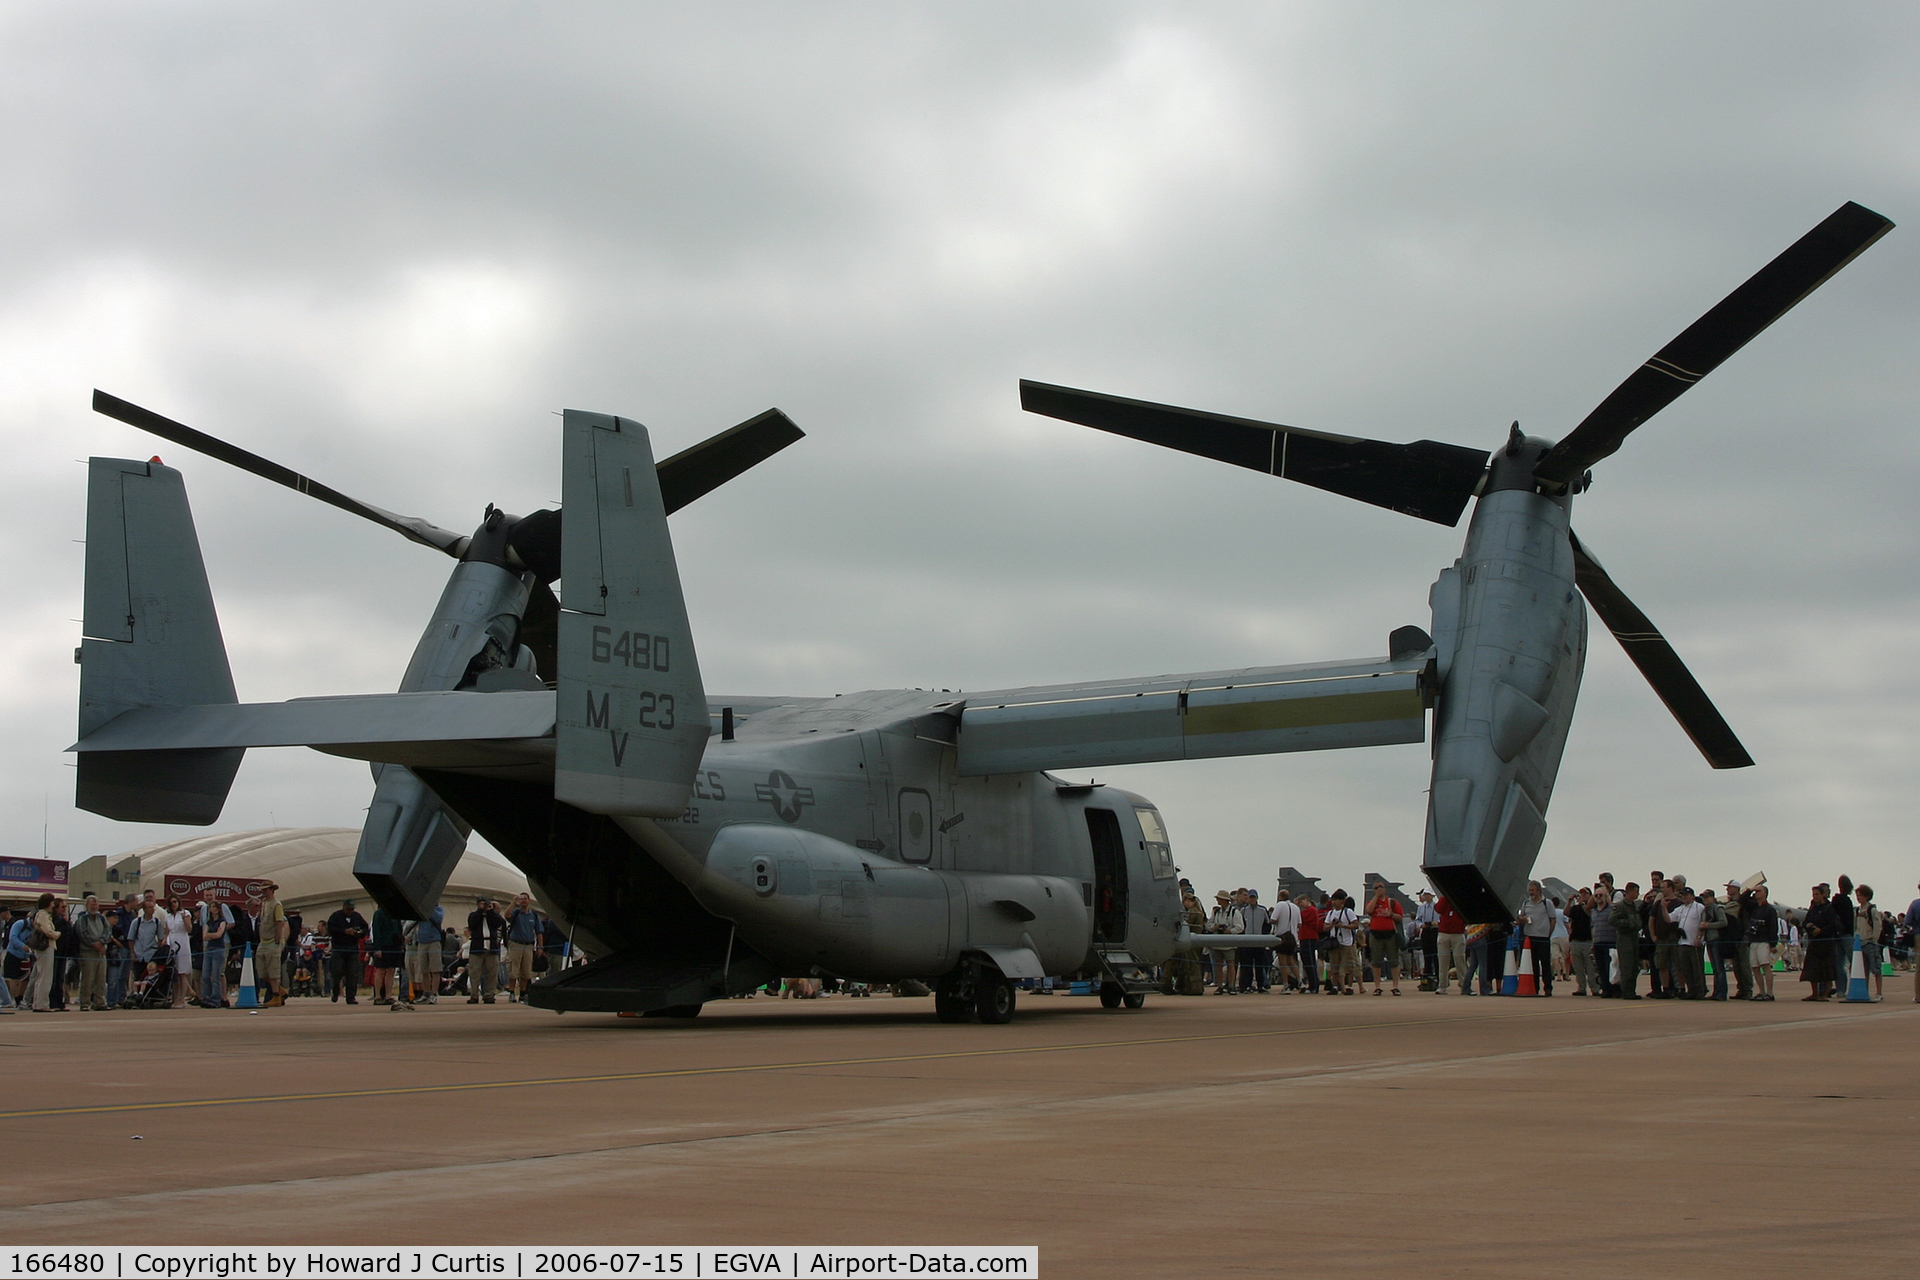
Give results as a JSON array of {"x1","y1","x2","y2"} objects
[{"x1": 1134, "y1": 806, "x2": 1175, "y2": 879}]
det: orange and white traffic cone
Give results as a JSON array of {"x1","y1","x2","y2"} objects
[{"x1": 1515, "y1": 938, "x2": 1537, "y2": 996}]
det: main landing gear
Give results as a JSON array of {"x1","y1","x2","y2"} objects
[{"x1": 934, "y1": 960, "x2": 1016, "y2": 1025}]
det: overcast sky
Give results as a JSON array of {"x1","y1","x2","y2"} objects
[{"x1": 4, "y1": 3, "x2": 1915, "y2": 905}]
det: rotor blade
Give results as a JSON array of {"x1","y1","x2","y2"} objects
[
  {"x1": 656, "y1": 408, "x2": 804, "y2": 516},
  {"x1": 1020, "y1": 380, "x2": 1488, "y2": 526},
  {"x1": 1536, "y1": 201, "x2": 1894, "y2": 489},
  {"x1": 91, "y1": 390, "x2": 468, "y2": 556},
  {"x1": 1569, "y1": 529, "x2": 1753, "y2": 769}
]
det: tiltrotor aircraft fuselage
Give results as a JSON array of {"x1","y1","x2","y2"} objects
[{"x1": 70, "y1": 201, "x2": 1891, "y2": 1023}]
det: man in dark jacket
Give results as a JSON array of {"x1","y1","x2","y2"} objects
[
  {"x1": 1745, "y1": 886, "x2": 1780, "y2": 1002},
  {"x1": 1801, "y1": 886, "x2": 1841, "y2": 1001},
  {"x1": 467, "y1": 899, "x2": 507, "y2": 1004},
  {"x1": 325, "y1": 900, "x2": 369, "y2": 1005},
  {"x1": 1609, "y1": 884, "x2": 1643, "y2": 1000}
]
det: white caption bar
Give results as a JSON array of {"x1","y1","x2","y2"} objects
[{"x1": 1, "y1": 1248, "x2": 1038, "y2": 1280}]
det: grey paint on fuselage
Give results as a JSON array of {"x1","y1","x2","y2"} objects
[{"x1": 644, "y1": 686, "x2": 1182, "y2": 976}]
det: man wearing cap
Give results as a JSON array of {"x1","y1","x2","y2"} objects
[{"x1": 255, "y1": 883, "x2": 288, "y2": 1008}]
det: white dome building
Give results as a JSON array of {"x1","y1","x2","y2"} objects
[{"x1": 122, "y1": 828, "x2": 530, "y2": 922}]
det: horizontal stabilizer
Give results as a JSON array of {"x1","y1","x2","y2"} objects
[
  {"x1": 73, "y1": 689, "x2": 555, "y2": 771},
  {"x1": 957, "y1": 655, "x2": 1427, "y2": 777}
]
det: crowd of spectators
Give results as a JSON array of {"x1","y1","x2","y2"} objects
[
  {"x1": 1170, "y1": 874, "x2": 1920, "y2": 1004},
  {"x1": 0, "y1": 886, "x2": 573, "y2": 1013},
  {"x1": 6, "y1": 871, "x2": 1914, "y2": 1014}
]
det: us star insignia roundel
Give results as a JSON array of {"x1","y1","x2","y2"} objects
[{"x1": 754, "y1": 769, "x2": 816, "y2": 823}]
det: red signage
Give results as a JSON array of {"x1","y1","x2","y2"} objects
[
  {"x1": 0, "y1": 857, "x2": 69, "y2": 890},
  {"x1": 165, "y1": 875, "x2": 272, "y2": 905}
]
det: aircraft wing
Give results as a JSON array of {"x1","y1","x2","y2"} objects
[
  {"x1": 70, "y1": 689, "x2": 557, "y2": 772},
  {"x1": 955, "y1": 655, "x2": 1426, "y2": 777}
]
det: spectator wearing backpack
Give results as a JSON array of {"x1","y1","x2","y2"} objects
[
  {"x1": 1852, "y1": 885, "x2": 1884, "y2": 1002},
  {"x1": 24, "y1": 893, "x2": 60, "y2": 1012}
]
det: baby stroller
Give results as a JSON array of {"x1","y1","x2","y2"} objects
[{"x1": 123, "y1": 946, "x2": 179, "y2": 1009}]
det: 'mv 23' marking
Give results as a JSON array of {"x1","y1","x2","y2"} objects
[
  {"x1": 585, "y1": 689, "x2": 676, "y2": 766},
  {"x1": 590, "y1": 627, "x2": 671, "y2": 670}
]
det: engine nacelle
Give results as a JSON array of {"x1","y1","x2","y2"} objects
[
  {"x1": 1421, "y1": 482, "x2": 1588, "y2": 924},
  {"x1": 625, "y1": 820, "x2": 1091, "y2": 983}
]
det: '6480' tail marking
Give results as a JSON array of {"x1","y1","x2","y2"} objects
[{"x1": 585, "y1": 689, "x2": 677, "y2": 766}]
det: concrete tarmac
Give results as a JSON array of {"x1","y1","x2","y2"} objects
[{"x1": 0, "y1": 986, "x2": 1912, "y2": 1277}]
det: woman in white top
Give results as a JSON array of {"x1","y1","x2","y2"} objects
[{"x1": 162, "y1": 896, "x2": 194, "y2": 1008}]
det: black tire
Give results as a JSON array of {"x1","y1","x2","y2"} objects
[
  {"x1": 664, "y1": 1004, "x2": 702, "y2": 1018},
  {"x1": 1099, "y1": 982, "x2": 1124, "y2": 1009},
  {"x1": 975, "y1": 974, "x2": 1016, "y2": 1024},
  {"x1": 1122, "y1": 991, "x2": 1146, "y2": 1009},
  {"x1": 934, "y1": 991, "x2": 973, "y2": 1023}
]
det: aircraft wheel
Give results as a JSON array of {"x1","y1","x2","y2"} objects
[
  {"x1": 934, "y1": 991, "x2": 973, "y2": 1023},
  {"x1": 1099, "y1": 983, "x2": 1124, "y2": 1009},
  {"x1": 975, "y1": 974, "x2": 1016, "y2": 1024},
  {"x1": 664, "y1": 1004, "x2": 702, "y2": 1018},
  {"x1": 1123, "y1": 992, "x2": 1146, "y2": 1009}
]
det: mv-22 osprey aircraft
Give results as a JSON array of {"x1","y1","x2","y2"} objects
[{"x1": 72, "y1": 201, "x2": 1890, "y2": 1023}]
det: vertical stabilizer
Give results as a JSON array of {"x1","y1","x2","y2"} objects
[
  {"x1": 554, "y1": 412, "x2": 708, "y2": 816},
  {"x1": 77, "y1": 458, "x2": 242, "y2": 824}
]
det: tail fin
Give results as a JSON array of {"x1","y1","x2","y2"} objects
[
  {"x1": 76, "y1": 458, "x2": 242, "y2": 824},
  {"x1": 554, "y1": 412, "x2": 708, "y2": 816}
]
